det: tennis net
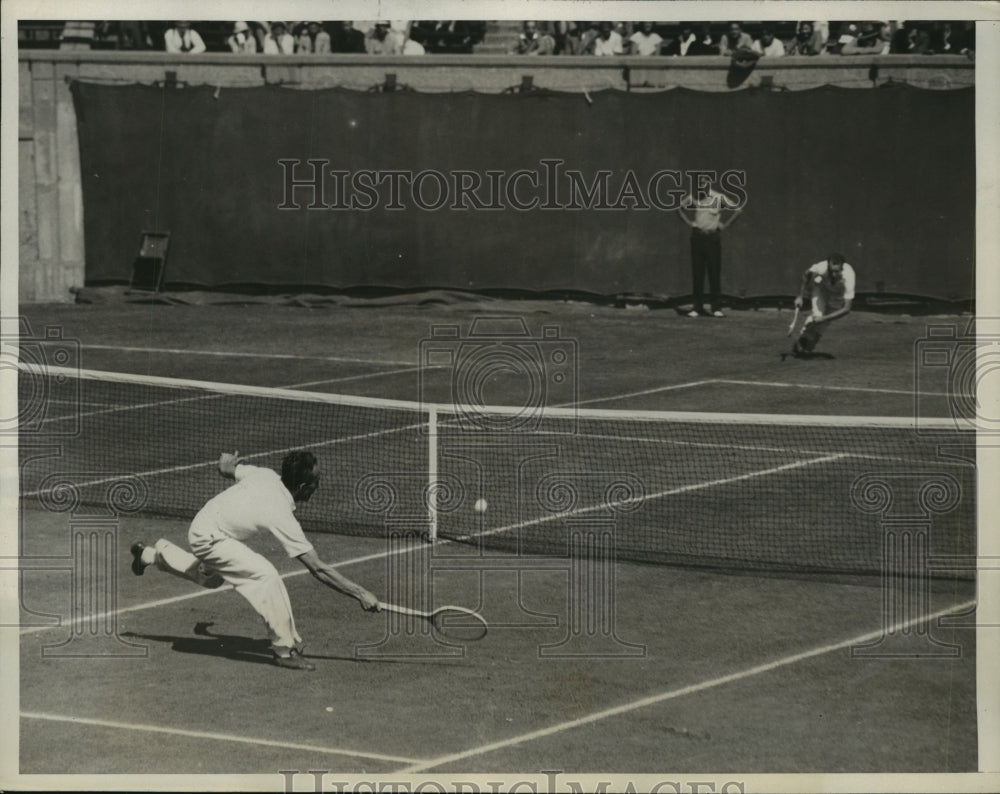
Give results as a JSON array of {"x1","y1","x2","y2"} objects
[{"x1": 18, "y1": 365, "x2": 976, "y2": 579}]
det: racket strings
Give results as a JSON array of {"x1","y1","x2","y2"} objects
[{"x1": 431, "y1": 608, "x2": 488, "y2": 641}]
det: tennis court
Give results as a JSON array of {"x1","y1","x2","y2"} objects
[{"x1": 15, "y1": 300, "x2": 978, "y2": 777}]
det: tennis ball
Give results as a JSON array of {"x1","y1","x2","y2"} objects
[{"x1": 474, "y1": 499, "x2": 488, "y2": 513}]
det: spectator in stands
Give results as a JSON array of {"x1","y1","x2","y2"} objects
[
  {"x1": 390, "y1": 21, "x2": 412, "y2": 41},
  {"x1": 590, "y1": 21, "x2": 624, "y2": 56},
  {"x1": 261, "y1": 21, "x2": 295, "y2": 54},
  {"x1": 891, "y1": 20, "x2": 930, "y2": 54},
  {"x1": 164, "y1": 21, "x2": 206, "y2": 54},
  {"x1": 954, "y1": 21, "x2": 975, "y2": 57},
  {"x1": 718, "y1": 22, "x2": 753, "y2": 55},
  {"x1": 227, "y1": 21, "x2": 258, "y2": 53},
  {"x1": 752, "y1": 24, "x2": 786, "y2": 57},
  {"x1": 297, "y1": 21, "x2": 331, "y2": 53},
  {"x1": 928, "y1": 21, "x2": 973, "y2": 56},
  {"x1": 510, "y1": 21, "x2": 555, "y2": 55},
  {"x1": 365, "y1": 21, "x2": 406, "y2": 54},
  {"x1": 817, "y1": 21, "x2": 831, "y2": 47},
  {"x1": 328, "y1": 21, "x2": 365, "y2": 53},
  {"x1": 118, "y1": 21, "x2": 152, "y2": 49},
  {"x1": 401, "y1": 30, "x2": 427, "y2": 55},
  {"x1": 686, "y1": 24, "x2": 718, "y2": 55},
  {"x1": 550, "y1": 21, "x2": 581, "y2": 55},
  {"x1": 576, "y1": 22, "x2": 601, "y2": 54},
  {"x1": 628, "y1": 22, "x2": 664, "y2": 56},
  {"x1": 786, "y1": 21, "x2": 824, "y2": 55},
  {"x1": 840, "y1": 21, "x2": 890, "y2": 55},
  {"x1": 663, "y1": 22, "x2": 696, "y2": 56},
  {"x1": 417, "y1": 21, "x2": 480, "y2": 54}
]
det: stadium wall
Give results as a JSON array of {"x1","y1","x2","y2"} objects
[{"x1": 19, "y1": 51, "x2": 975, "y2": 303}]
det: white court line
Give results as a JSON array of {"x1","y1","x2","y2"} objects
[
  {"x1": 292, "y1": 365, "x2": 425, "y2": 388},
  {"x1": 80, "y1": 343, "x2": 417, "y2": 367},
  {"x1": 461, "y1": 455, "x2": 847, "y2": 541},
  {"x1": 546, "y1": 430, "x2": 970, "y2": 468},
  {"x1": 20, "y1": 712, "x2": 423, "y2": 764},
  {"x1": 574, "y1": 380, "x2": 715, "y2": 406},
  {"x1": 400, "y1": 597, "x2": 977, "y2": 773},
  {"x1": 575, "y1": 378, "x2": 953, "y2": 408},
  {"x1": 40, "y1": 390, "x2": 227, "y2": 424},
  {"x1": 713, "y1": 379, "x2": 954, "y2": 397}
]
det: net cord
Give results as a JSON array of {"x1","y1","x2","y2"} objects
[{"x1": 21, "y1": 363, "x2": 964, "y2": 431}]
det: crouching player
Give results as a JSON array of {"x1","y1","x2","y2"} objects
[
  {"x1": 792, "y1": 253, "x2": 856, "y2": 357},
  {"x1": 129, "y1": 450, "x2": 381, "y2": 671}
]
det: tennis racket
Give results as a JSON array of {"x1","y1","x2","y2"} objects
[
  {"x1": 786, "y1": 306, "x2": 801, "y2": 337},
  {"x1": 377, "y1": 602, "x2": 488, "y2": 641}
]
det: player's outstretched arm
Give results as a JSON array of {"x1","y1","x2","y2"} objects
[{"x1": 297, "y1": 549, "x2": 381, "y2": 611}]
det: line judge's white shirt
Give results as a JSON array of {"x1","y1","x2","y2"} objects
[
  {"x1": 189, "y1": 464, "x2": 314, "y2": 558},
  {"x1": 682, "y1": 189, "x2": 727, "y2": 232}
]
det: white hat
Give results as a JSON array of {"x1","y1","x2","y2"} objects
[{"x1": 233, "y1": 21, "x2": 250, "y2": 33}]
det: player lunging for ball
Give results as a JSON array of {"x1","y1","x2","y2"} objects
[
  {"x1": 792, "y1": 253, "x2": 856, "y2": 357},
  {"x1": 129, "y1": 450, "x2": 380, "y2": 671}
]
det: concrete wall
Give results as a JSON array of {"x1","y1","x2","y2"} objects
[
  {"x1": 17, "y1": 50, "x2": 974, "y2": 303},
  {"x1": 19, "y1": 57, "x2": 86, "y2": 303}
]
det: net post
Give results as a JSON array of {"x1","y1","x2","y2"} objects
[{"x1": 427, "y1": 406, "x2": 438, "y2": 542}]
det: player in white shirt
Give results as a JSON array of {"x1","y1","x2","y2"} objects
[
  {"x1": 792, "y1": 253, "x2": 856, "y2": 356},
  {"x1": 130, "y1": 450, "x2": 380, "y2": 670}
]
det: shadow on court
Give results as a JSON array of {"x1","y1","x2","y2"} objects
[{"x1": 118, "y1": 627, "x2": 276, "y2": 667}]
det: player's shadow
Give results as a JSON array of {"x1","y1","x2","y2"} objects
[
  {"x1": 119, "y1": 623, "x2": 274, "y2": 666},
  {"x1": 121, "y1": 622, "x2": 466, "y2": 667},
  {"x1": 120, "y1": 622, "x2": 357, "y2": 666},
  {"x1": 781, "y1": 351, "x2": 836, "y2": 361}
]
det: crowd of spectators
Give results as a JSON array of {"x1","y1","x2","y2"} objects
[
  {"x1": 83, "y1": 20, "x2": 486, "y2": 54},
  {"x1": 24, "y1": 20, "x2": 975, "y2": 59},
  {"x1": 503, "y1": 20, "x2": 975, "y2": 58}
]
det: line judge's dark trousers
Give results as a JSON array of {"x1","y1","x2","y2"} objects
[{"x1": 690, "y1": 230, "x2": 722, "y2": 313}]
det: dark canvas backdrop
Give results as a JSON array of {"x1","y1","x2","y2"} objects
[{"x1": 72, "y1": 82, "x2": 974, "y2": 299}]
